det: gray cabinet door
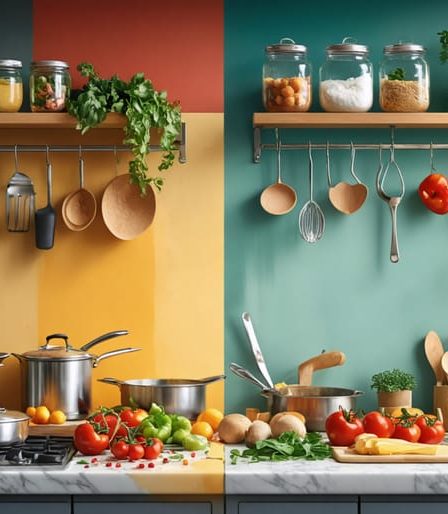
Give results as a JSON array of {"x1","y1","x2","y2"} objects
[
  {"x1": 238, "y1": 501, "x2": 357, "y2": 514},
  {"x1": 361, "y1": 499, "x2": 448, "y2": 514},
  {"x1": 73, "y1": 500, "x2": 212, "y2": 514},
  {"x1": 0, "y1": 495, "x2": 71, "y2": 514}
]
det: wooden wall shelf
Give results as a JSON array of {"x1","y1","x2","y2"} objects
[{"x1": 0, "y1": 112, "x2": 125, "y2": 129}]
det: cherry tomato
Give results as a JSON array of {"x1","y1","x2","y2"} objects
[
  {"x1": 392, "y1": 423, "x2": 421, "y2": 443},
  {"x1": 418, "y1": 173, "x2": 448, "y2": 215},
  {"x1": 144, "y1": 438, "x2": 164, "y2": 460},
  {"x1": 128, "y1": 443, "x2": 145, "y2": 461},
  {"x1": 111, "y1": 439, "x2": 130, "y2": 460},
  {"x1": 362, "y1": 411, "x2": 395, "y2": 438},
  {"x1": 91, "y1": 412, "x2": 128, "y2": 440},
  {"x1": 416, "y1": 415, "x2": 445, "y2": 444},
  {"x1": 120, "y1": 408, "x2": 148, "y2": 428},
  {"x1": 74, "y1": 422, "x2": 109, "y2": 456},
  {"x1": 325, "y1": 408, "x2": 364, "y2": 446}
]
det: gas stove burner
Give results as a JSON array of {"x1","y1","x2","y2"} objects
[{"x1": 0, "y1": 436, "x2": 75, "y2": 467}]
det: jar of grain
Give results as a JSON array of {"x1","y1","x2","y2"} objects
[
  {"x1": 263, "y1": 38, "x2": 311, "y2": 112},
  {"x1": 319, "y1": 39, "x2": 373, "y2": 112},
  {"x1": 0, "y1": 60, "x2": 23, "y2": 112},
  {"x1": 380, "y1": 43, "x2": 429, "y2": 112}
]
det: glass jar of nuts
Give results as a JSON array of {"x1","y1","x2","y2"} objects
[{"x1": 263, "y1": 38, "x2": 312, "y2": 112}]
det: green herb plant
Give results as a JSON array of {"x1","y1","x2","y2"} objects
[
  {"x1": 230, "y1": 431, "x2": 331, "y2": 464},
  {"x1": 370, "y1": 369, "x2": 416, "y2": 393},
  {"x1": 67, "y1": 63, "x2": 181, "y2": 194},
  {"x1": 438, "y1": 30, "x2": 448, "y2": 64},
  {"x1": 388, "y1": 67, "x2": 406, "y2": 81}
]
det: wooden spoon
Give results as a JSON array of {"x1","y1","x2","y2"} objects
[
  {"x1": 298, "y1": 351, "x2": 346, "y2": 386},
  {"x1": 62, "y1": 156, "x2": 97, "y2": 231},
  {"x1": 260, "y1": 133, "x2": 297, "y2": 215},
  {"x1": 441, "y1": 351, "x2": 448, "y2": 386},
  {"x1": 424, "y1": 331, "x2": 445, "y2": 386}
]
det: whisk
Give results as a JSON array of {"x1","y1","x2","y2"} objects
[{"x1": 299, "y1": 142, "x2": 325, "y2": 243}]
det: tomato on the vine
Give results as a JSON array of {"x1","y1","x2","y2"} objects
[
  {"x1": 144, "y1": 438, "x2": 164, "y2": 460},
  {"x1": 325, "y1": 408, "x2": 364, "y2": 446},
  {"x1": 416, "y1": 415, "x2": 445, "y2": 444},
  {"x1": 111, "y1": 439, "x2": 130, "y2": 460},
  {"x1": 362, "y1": 411, "x2": 395, "y2": 438},
  {"x1": 392, "y1": 423, "x2": 421, "y2": 443},
  {"x1": 74, "y1": 422, "x2": 109, "y2": 456},
  {"x1": 91, "y1": 412, "x2": 127, "y2": 440},
  {"x1": 120, "y1": 408, "x2": 148, "y2": 428},
  {"x1": 128, "y1": 443, "x2": 145, "y2": 461}
]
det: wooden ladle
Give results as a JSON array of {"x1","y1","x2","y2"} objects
[
  {"x1": 298, "y1": 351, "x2": 346, "y2": 386},
  {"x1": 424, "y1": 331, "x2": 445, "y2": 386},
  {"x1": 260, "y1": 130, "x2": 297, "y2": 215},
  {"x1": 327, "y1": 142, "x2": 368, "y2": 214},
  {"x1": 62, "y1": 152, "x2": 97, "y2": 231}
]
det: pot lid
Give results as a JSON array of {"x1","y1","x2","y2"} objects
[
  {"x1": 266, "y1": 37, "x2": 307, "y2": 54},
  {"x1": 0, "y1": 407, "x2": 29, "y2": 423},
  {"x1": 384, "y1": 42, "x2": 425, "y2": 54},
  {"x1": 327, "y1": 37, "x2": 369, "y2": 55},
  {"x1": 20, "y1": 334, "x2": 92, "y2": 361}
]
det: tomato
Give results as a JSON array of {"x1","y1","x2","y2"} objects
[
  {"x1": 128, "y1": 443, "x2": 145, "y2": 461},
  {"x1": 325, "y1": 408, "x2": 364, "y2": 446},
  {"x1": 111, "y1": 440, "x2": 130, "y2": 460},
  {"x1": 120, "y1": 408, "x2": 148, "y2": 428},
  {"x1": 91, "y1": 412, "x2": 127, "y2": 440},
  {"x1": 362, "y1": 411, "x2": 395, "y2": 438},
  {"x1": 74, "y1": 422, "x2": 109, "y2": 456},
  {"x1": 392, "y1": 423, "x2": 421, "y2": 443},
  {"x1": 418, "y1": 173, "x2": 448, "y2": 215},
  {"x1": 144, "y1": 438, "x2": 164, "y2": 460},
  {"x1": 416, "y1": 415, "x2": 445, "y2": 444}
]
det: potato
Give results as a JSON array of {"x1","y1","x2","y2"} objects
[
  {"x1": 245, "y1": 420, "x2": 272, "y2": 448},
  {"x1": 271, "y1": 414, "x2": 307, "y2": 438},
  {"x1": 269, "y1": 411, "x2": 306, "y2": 426},
  {"x1": 218, "y1": 413, "x2": 252, "y2": 443}
]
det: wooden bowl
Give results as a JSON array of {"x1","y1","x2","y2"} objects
[{"x1": 101, "y1": 174, "x2": 156, "y2": 240}]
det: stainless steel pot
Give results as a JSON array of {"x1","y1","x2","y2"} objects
[
  {"x1": 230, "y1": 363, "x2": 363, "y2": 431},
  {"x1": 0, "y1": 408, "x2": 29, "y2": 446},
  {"x1": 10, "y1": 331, "x2": 140, "y2": 420},
  {"x1": 98, "y1": 375, "x2": 225, "y2": 419}
]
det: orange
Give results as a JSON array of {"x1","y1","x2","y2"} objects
[
  {"x1": 197, "y1": 408, "x2": 224, "y2": 431},
  {"x1": 32, "y1": 405, "x2": 51, "y2": 424},
  {"x1": 49, "y1": 410, "x2": 67, "y2": 424},
  {"x1": 191, "y1": 421, "x2": 214, "y2": 440},
  {"x1": 26, "y1": 406, "x2": 36, "y2": 418}
]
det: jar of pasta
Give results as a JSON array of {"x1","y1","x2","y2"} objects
[
  {"x1": 30, "y1": 60, "x2": 71, "y2": 112},
  {"x1": 263, "y1": 38, "x2": 312, "y2": 112},
  {"x1": 0, "y1": 60, "x2": 23, "y2": 112},
  {"x1": 379, "y1": 43, "x2": 429, "y2": 112}
]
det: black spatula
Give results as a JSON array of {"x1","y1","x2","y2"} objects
[{"x1": 35, "y1": 148, "x2": 56, "y2": 249}]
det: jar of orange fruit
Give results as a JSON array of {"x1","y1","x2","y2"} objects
[{"x1": 263, "y1": 38, "x2": 312, "y2": 112}]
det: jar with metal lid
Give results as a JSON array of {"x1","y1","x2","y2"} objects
[
  {"x1": 319, "y1": 38, "x2": 373, "y2": 112},
  {"x1": 379, "y1": 43, "x2": 429, "y2": 112},
  {"x1": 0, "y1": 60, "x2": 23, "y2": 112},
  {"x1": 263, "y1": 38, "x2": 312, "y2": 112},
  {"x1": 30, "y1": 60, "x2": 71, "y2": 112}
]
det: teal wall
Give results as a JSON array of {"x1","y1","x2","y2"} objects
[{"x1": 225, "y1": 0, "x2": 448, "y2": 413}]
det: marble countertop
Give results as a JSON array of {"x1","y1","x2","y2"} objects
[
  {"x1": 0, "y1": 443, "x2": 224, "y2": 496},
  {"x1": 225, "y1": 445, "x2": 448, "y2": 495}
]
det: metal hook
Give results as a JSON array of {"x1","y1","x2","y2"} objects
[
  {"x1": 349, "y1": 142, "x2": 361, "y2": 184},
  {"x1": 14, "y1": 144, "x2": 18, "y2": 171},
  {"x1": 78, "y1": 144, "x2": 82, "y2": 160},
  {"x1": 390, "y1": 127, "x2": 396, "y2": 162},
  {"x1": 113, "y1": 145, "x2": 120, "y2": 175},
  {"x1": 308, "y1": 141, "x2": 314, "y2": 200},
  {"x1": 45, "y1": 145, "x2": 50, "y2": 165},
  {"x1": 430, "y1": 141, "x2": 436, "y2": 173},
  {"x1": 326, "y1": 141, "x2": 332, "y2": 187}
]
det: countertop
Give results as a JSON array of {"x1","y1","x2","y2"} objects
[
  {"x1": 224, "y1": 445, "x2": 448, "y2": 495},
  {"x1": 0, "y1": 443, "x2": 224, "y2": 495}
]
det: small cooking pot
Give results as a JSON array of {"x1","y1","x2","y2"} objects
[
  {"x1": 98, "y1": 375, "x2": 225, "y2": 419},
  {"x1": 0, "y1": 408, "x2": 29, "y2": 446},
  {"x1": 9, "y1": 331, "x2": 140, "y2": 420},
  {"x1": 230, "y1": 363, "x2": 363, "y2": 431}
]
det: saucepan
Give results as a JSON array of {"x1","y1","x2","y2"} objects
[
  {"x1": 230, "y1": 363, "x2": 363, "y2": 431},
  {"x1": 98, "y1": 375, "x2": 225, "y2": 419}
]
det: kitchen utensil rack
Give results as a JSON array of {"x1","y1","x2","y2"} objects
[{"x1": 253, "y1": 112, "x2": 448, "y2": 163}]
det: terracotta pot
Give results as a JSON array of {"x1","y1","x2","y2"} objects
[{"x1": 377, "y1": 390, "x2": 412, "y2": 415}]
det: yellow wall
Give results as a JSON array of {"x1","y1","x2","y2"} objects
[{"x1": 0, "y1": 113, "x2": 224, "y2": 412}]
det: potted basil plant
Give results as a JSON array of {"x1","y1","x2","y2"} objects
[{"x1": 371, "y1": 369, "x2": 416, "y2": 414}]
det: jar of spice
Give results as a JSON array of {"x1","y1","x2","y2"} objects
[
  {"x1": 319, "y1": 38, "x2": 373, "y2": 112},
  {"x1": 30, "y1": 60, "x2": 71, "y2": 112},
  {"x1": 263, "y1": 38, "x2": 312, "y2": 112},
  {"x1": 380, "y1": 43, "x2": 429, "y2": 112},
  {"x1": 0, "y1": 60, "x2": 23, "y2": 112}
]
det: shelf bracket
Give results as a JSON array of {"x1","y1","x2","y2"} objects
[
  {"x1": 253, "y1": 127, "x2": 261, "y2": 163},
  {"x1": 178, "y1": 122, "x2": 187, "y2": 164}
]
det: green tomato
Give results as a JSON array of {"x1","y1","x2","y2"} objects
[
  {"x1": 182, "y1": 434, "x2": 208, "y2": 451},
  {"x1": 171, "y1": 415, "x2": 192, "y2": 433},
  {"x1": 172, "y1": 428, "x2": 190, "y2": 444}
]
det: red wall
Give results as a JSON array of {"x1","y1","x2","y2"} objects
[{"x1": 33, "y1": 0, "x2": 223, "y2": 112}]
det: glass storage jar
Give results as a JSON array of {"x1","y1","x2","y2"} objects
[
  {"x1": 30, "y1": 60, "x2": 71, "y2": 112},
  {"x1": 379, "y1": 43, "x2": 429, "y2": 112},
  {"x1": 0, "y1": 60, "x2": 23, "y2": 112},
  {"x1": 319, "y1": 38, "x2": 373, "y2": 112},
  {"x1": 263, "y1": 38, "x2": 311, "y2": 112}
]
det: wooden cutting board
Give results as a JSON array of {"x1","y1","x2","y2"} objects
[
  {"x1": 28, "y1": 420, "x2": 83, "y2": 437},
  {"x1": 332, "y1": 446, "x2": 448, "y2": 463}
]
